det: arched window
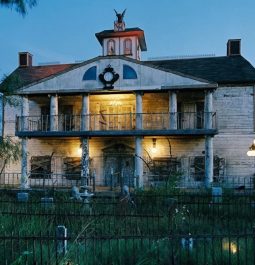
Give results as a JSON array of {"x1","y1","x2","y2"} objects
[
  {"x1": 123, "y1": 65, "x2": 137, "y2": 79},
  {"x1": 124, "y1": 38, "x2": 132, "y2": 55},
  {"x1": 107, "y1": 39, "x2": 115, "y2": 55},
  {"x1": 83, "y1": 66, "x2": 97, "y2": 81}
]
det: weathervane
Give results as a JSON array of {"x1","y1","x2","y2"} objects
[{"x1": 114, "y1": 9, "x2": 126, "y2": 31}]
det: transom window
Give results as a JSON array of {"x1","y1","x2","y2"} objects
[
  {"x1": 83, "y1": 66, "x2": 97, "y2": 81},
  {"x1": 123, "y1": 64, "x2": 137, "y2": 79}
]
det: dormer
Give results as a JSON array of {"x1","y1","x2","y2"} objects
[{"x1": 95, "y1": 10, "x2": 147, "y2": 60}]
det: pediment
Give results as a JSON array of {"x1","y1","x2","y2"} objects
[{"x1": 18, "y1": 56, "x2": 216, "y2": 94}]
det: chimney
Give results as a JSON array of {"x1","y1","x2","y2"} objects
[
  {"x1": 19, "y1": 52, "x2": 33, "y2": 67},
  {"x1": 227, "y1": 39, "x2": 241, "y2": 56}
]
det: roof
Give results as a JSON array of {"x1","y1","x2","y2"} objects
[
  {"x1": 0, "y1": 63, "x2": 78, "y2": 90},
  {"x1": 145, "y1": 55, "x2": 255, "y2": 85},
  {"x1": 95, "y1": 27, "x2": 147, "y2": 51},
  {"x1": 1, "y1": 55, "x2": 255, "y2": 92}
]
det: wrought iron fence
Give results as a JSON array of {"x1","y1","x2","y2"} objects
[
  {"x1": 0, "y1": 172, "x2": 254, "y2": 191},
  {"x1": 0, "y1": 193, "x2": 255, "y2": 264},
  {"x1": 0, "y1": 232, "x2": 254, "y2": 265}
]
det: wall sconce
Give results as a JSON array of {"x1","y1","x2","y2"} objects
[
  {"x1": 152, "y1": 138, "x2": 157, "y2": 148},
  {"x1": 247, "y1": 140, "x2": 255, "y2": 156},
  {"x1": 77, "y1": 145, "x2": 82, "y2": 156},
  {"x1": 151, "y1": 138, "x2": 157, "y2": 154}
]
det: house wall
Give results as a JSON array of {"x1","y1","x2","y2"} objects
[{"x1": 214, "y1": 85, "x2": 255, "y2": 181}]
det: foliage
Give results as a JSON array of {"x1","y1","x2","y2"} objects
[
  {"x1": 0, "y1": 0, "x2": 37, "y2": 16},
  {"x1": 0, "y1": 74, "x2": 23, "y2": 107},
  {"x1": 0, "y1": 137, "x2": 21, "y2": 173}
]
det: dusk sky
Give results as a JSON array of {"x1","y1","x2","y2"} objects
[{"x1": 1, "y1": 0, "x2": 255, "y2": 77}]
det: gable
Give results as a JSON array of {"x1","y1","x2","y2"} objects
[{"x1": 17, "y1": 57, "x2": 216, "y2": 95}]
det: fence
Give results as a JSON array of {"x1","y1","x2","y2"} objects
[
  {"x1": 1, "y1": 172, "x2": 254, "y2": 191},
  {"x1": 0, "y1": 193, "x2": 255, "y2": 264},
  {"x1": 1, "y1": 233, "x2": 254, "y2": 265}
]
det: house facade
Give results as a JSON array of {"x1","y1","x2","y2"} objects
[{"x1": 1, "y1": 13, "x2": 255, "y2": 190}]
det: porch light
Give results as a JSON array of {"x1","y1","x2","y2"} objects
[
  {"x1": 247, "y1": 140, "x2": 255, "y2": 156},
  {"x1": 151, "y1": 138, "x2": 157, "y2": 154},
  {"x1": 222, "y1": 239, "x2": 237, "y2": 254},
  {"x1": 77, "y1": 146, "x2": 82, "y2": 156}
]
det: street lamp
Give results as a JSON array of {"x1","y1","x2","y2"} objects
[{"x1": 247, "y1": 140, "x2": 255, "y2": 156}]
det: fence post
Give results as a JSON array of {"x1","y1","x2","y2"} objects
[
  {"x1": 56, "y1": 225, "x2": 67, "y2": 255},
  {"x1": 110, "y1": 167, "x2": 114, "y2": 191}
]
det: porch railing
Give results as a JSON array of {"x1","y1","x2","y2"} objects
[
  {"x1": 16, "y1": 112, "x2": 217, "y2": 133},
  {"x1": 0, "y1": 173, "x2": 253, "y2": 190}
]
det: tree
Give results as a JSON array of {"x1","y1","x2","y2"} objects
[
  {"x1": 0, "y1": 137, "x2": 21, "y2": 174},
  {"x1": 0, "y1": 0, "x2": 37, "y2": 16},
  {"x1": 0, "y1": 74, "x2": 22, "y2": 174}
]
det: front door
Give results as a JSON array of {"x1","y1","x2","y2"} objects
[
  {"x1": 182, "y1": 103, "x2": 196, "y2": 129},
  {"x1": 103, "y1": 144, "x2": 134, "y2": 187}
]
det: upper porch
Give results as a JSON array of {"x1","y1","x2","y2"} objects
[{"x1": 16, "y1": 91, "x2": 217, "y2": 137}]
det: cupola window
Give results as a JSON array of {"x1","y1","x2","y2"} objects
[
  {"x1": 123, "y1": 64, "x2": 137, "y2": 79},
  {"x1": 83, "y1": 66, "x2": 97, "y2": 81},
  {"x1": 124, "y1": 38, "x2": 132, "y2": 55},
  {"x1": 107, "y1": 39, "x2": 116, "y2": 55}
]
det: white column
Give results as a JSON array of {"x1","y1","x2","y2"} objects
[
  {"x1": 205, "y1": 136, "x2": 213, "y2": 188},
  {"x1": 22, "y1": 96, "x2": 29, "y2": 131},
  {"x1": 204, "y1": 90, "x2": 214, "y2": 187},
  {"x1": 81, "y1": 138, "x2": 90, "y2": 187},
  {"x1": 204, "y1": 90, "x2": 213, "y2": 129},
  {"x1": 0, "y1": 93, "x2": 3, "y2": 137},
  {"x1": 81, "y1": 94, "x2": 89, "y2": 131},
  {"x1": 20, "y1": 138, "x2": 29, "y2": 189},
  {"x1": 50, "y1": 94, "x2": 58, "y2": 131},
  {"x1": 136, "y1": 92, "x2": 143, "y2": 130},
  {"x1": 135, "y1": 136, "x2": 143, "y2": 188},
  {"x1": 169, "y1": 91, "x2": 177, "y2": 129}
]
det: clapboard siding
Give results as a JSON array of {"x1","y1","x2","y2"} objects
[{"x1": 214, "y1": 86, "x2": 254, "y2": 133}]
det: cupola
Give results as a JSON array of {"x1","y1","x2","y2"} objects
[{"x1": 95, "y1": 10, "x2": 147, "y2": 60}]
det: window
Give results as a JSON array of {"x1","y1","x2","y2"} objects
[
  {"x1": 83, "y1": 66, "x2": 97, "y2": 81},
  {"x1": 123, "y1": 65, "x2": 137, "y2": 79},
  {"x1": 30, "y1": 156, "x2": 51, "y2": 179},
  {"x1": 107, "y1": 39, "x2": 115, "y2": 55},
  {"x1": 124, "y1": 38, "x2": 132, "y2": 55},
  {"x1": 192, "y1": 156, "x2": 223, "y2": 181},
  {"x1": 64, "y1": 157, "x2": 81, "y2": 180}
]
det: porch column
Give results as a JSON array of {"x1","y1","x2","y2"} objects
[
  {"x1": 81, "y1": 94, "x2": 89, "y2": 131},
  {"x1": 81, "y1": 138, "x2": 90, "y2": 187},
  {"x1": 205, "y1": 136, "x2": 213, "y2": 188},
  {"x1": 135, "y1": 136, "x2": 143, "y2": 188},
  {"x1": 204, "y1": 90, "x2": 214, "y2": 187},
  {"x1": 136, "y1": 92, "x2": 143, "y2": 130},
  {"x1": 204, "y1": 90, "x2": 213, "y2": 129},
  {"x1": 20, "y1": 138, "x2": 29, "y2": 189},
  {"x1": 22, "y1": 96, "x2": 29, "y2": 131},
  {"x1": 50, "y1": 94, "x2": 58, "y2": 131},
  {"x1": 169, "y1": 91, "x2": 177, "y2": 129},
  {"x1": 0, "y1": 93, "x2": 3, "y2": 137}
]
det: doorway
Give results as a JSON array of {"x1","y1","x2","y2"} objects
[{"x1": 103, "y1": 143, "x2": 134, "y2": 187}]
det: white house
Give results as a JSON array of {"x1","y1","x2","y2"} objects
[{"x1": 1, "y1": 12, "x2": 255, "y2": 190}]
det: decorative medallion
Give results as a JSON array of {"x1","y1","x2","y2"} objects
[{"x1": 99, "y1": 65, "x2": 119, "y2": 89}]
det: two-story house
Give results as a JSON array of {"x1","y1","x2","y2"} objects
[{"x1": 1, "y1": 12, "x2": 255, "y2": 190}]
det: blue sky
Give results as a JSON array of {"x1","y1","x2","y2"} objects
[{"x1": 1, "y1": 0, "x2": 255, "y2": 77}]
